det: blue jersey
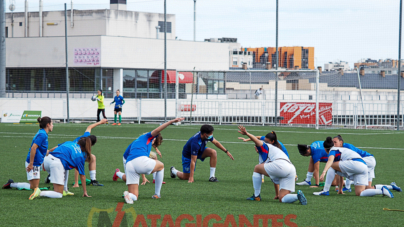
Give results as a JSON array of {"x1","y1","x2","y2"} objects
[
  {"x1": 114, "y1": 95, "x2": 124, "y2": 108},
  {"x1": 73, "y1": 132, "x2": 90, "y2": 143},
  {"x1": 26, "y1": 129, "x2": 49, "y2": 166},
  {"x1": 310, "y1": 141, "x2": 329, "y2": 163},
  {"x1": 182, "y1": 132, "x2": 214, "y2": 159},
  {"x1": 51, "y1": 141, "x2": 86, "y2": 175},
  {"x1": 123, "y1": 144, "x2": 131, "y2": 160},
  {"x1": 260, "y1": 136, "x2": 289, "y2": 158},
  {"x1": 343, "y1": 143, "x2": 373, "y2": 157},
  {"x1": 126, "y1": 132, "x2": 156, "y2": 163}
]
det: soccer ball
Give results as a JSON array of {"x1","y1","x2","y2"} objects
[{"x1": 91, "y1": 95, "x2": 97, "y2": 101}]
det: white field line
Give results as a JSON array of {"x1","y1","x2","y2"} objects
[{"x1": 1, "y1": 132, "x2": 403, "y2": 151}]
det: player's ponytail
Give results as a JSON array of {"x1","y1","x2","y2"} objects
[
  {"x1": 153, "y1": 133, "x2": 163, "y2": 148},
  {"x1": 265, "y1": 131, "x2": 282, "y2": 150},
  {"x1": 78, "y1": 137, "x2": 93, "y2": 162},
  {"x1": 323, "y1": 136, "x2": 334, "y2": 151},
  {"x1": 37, "y1": 116, "x2": 52, "y2": 129}
]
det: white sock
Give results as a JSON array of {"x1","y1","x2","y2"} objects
[
  {"x1": 64, "y1": 170, "x2": 69, "y2": 191},
  {"x1": 172, "y1": 168, "x2": 179, "y2": 176},
  {"x1": 116, "y1": 172, "x2": 124, "y2": 180},
  {"x1": 129, "y1": 193, "x2": 137, "y2": 201},
  {"x1": 375, "y1": 185, "x2": 393, "y2": 190},
  {"x1": 153, "y1": 172, "x2": 156, "y2": 180},
  {"x1": 262, "y1": 174, "x2": 265, "y2": 180},
  {"x1": 89, "y1": 170, "x2": 96, "y2": 181},
  {"x1": 345, "y1": 178, "x2": 352, "y2": 189},
  {"x1": 253, "y1": 172, "x2": 262, "y2": 197},
  {"x1": 324, "y1": 168, "x2": 336, "y2": 192},
  {"x1": 10, "y1": 182, "x2": 31, "y2": 189},
  {"x1": 305, "y1": 172, "x2": 313, "y2": 182},
  {"x1": 281, "y1": 194, "x2": 298, "y2": 203},
  {"x1": 360, "y1": 189, "x2": 382, "y2": 197},
  {"x1": 154, "y1": 169, "x2": 164, "y2": 197},
  {"x1": 210, "y1": 167, "x2": 216, "y2": 178},
  {"x1": 39, "y1": 191, "x2": 63, "y2": 198}
]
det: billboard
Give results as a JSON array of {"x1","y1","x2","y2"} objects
[
  {"x1": 1, "y1": 110, "x2": 42, "y2": 123},
  {"x1": 280, "y1": 102, "x2": 332, "y2": 125}
]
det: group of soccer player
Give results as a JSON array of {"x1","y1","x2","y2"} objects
[{"x1": 2, "y1": 114, "x2": 401, "y2": 204}]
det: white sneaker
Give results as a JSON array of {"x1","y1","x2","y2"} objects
[
  {"x1": 296, "y1": 181, "x2": 311, "y2": 186},
  {"x1": 381, "y1": 186, "x2": 394, "y2": 198},
  {"x1": 123, "y1": 191, "x2": 134, "y2": 204},
  {"x1": 313, "y1": 190, "x2": 329, "y2": 196}
]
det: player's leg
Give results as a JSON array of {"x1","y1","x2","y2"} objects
[
  {"x1": 274, "y1": 161, "x2": 306, "y2": 205},
  {"x1": 200, "y1": 147, "x2": 217, "y2": 181},
  {"x1": 102, "y1": 109, "x2": 107, "y2": 119},
  {"x1": 73, "y1": 169, "x2": 79, "y2": 187},
  {"x1": 30, "y1": 157, "x2": 64, "y2": 200},
  {"x1": 247, "y1": 163, "x2": 269, "y2": 201},
  {"x1": 170, "y1": 155, "x2": 193, "y2": 180},
  {"x1": 124, "y1": 160, "x2": 140, "y2": 203},
  {"x1": 97, "y1": 109, "x2": 101, "y2": 122},
  {"x1": 151, "y1": 160, "x2": 164, "y2": 198},
  {"x1": 313, "y1": 163, "x2": 341, "y2": 196},
  {"x1": 118, "y1": 111, "x2": 122, "y2": 125},
  {"x1": 114, "y1": 157, "x2": 127, "y2": 182},
  {"x1": 296, "y1": 157, "x2": 314, "y2": 186},
  {"x1": 5, "y1": 162, "x2": 37, "y2": 189},
  {"x1": 113, "y1": 110, "x2": 117, "y2": 125},
  {"x1": 88, "y1": 154, "x2": 103, "y2": 186}
]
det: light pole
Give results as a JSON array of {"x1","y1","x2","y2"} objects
[{"x1": 193, "y1": 0, "x2": 196, "y2": 41}]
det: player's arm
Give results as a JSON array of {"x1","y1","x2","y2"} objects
[
  {"x1": 150, "y1": 117, "x2": 184, "y2": 137},
  {"x1": 26, "y1": 143, "x2": 39, "y2": 172},
  {"x1": 273, "y1": 183, "x2": 280, "y2": 199},
  {"x1": 237, "y1": 125, "x2": 263, "y2": 147},
  {"x1": 153, "y1": 146, "x2": 162, "y2": 158},
  {"x1": 110, "y1": 99, "x2": 115, "y2": 105},
  {"x1": 141, "y1": 174, "x2": 149, "y2": 185},
  {"x1": 337, "y1": 175, "x2": 344, "y2": 194},
  {"x1": 46, "y1": 145, "x2": 58, "y2": 156},
  {"x1": 319, "y1": 155, "x2": 335, "y2": 182},
  {"x1": 80, "y1": 174, "x2": 90, "y2": 197},
  {"x1": 237, "y1": 136, "x2": 262, "y2": 142},
  {"x1": 311, "y1": 159, "x2": 321, "y2": 187},
  {"x1": 211, "y1": 138, "x2": 234, "y2": 160},
  {"x1": 85, "y1": 119, "x2": 108, "y2": 133},
  {"x1": 189, "y1": 155, "x2": 197, "y2": 183}
]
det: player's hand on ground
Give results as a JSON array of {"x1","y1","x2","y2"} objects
[
  {"x1": 26, "y1": 163, "x2": 33, "y2": 172},
  {"x1": 310, "y1": 185, "x2": 319, "y2": 188},
  {"x1": 226, "y1": 151, "x2": 234, "y2": 160},
  {"x1": 337, "y1": 190, "x2": 344, "y2": 195},
  {"x1": 188, "y1": 177, "x2": 194, "y2": 183},
  {"x1": 238, "y1": 125, "x2": 247, "y2": 135},
  {"x1": 238, "y1": 137, "x2": 249, "y2": 142},
  {"x1": 141, "y1": 178, "x2": 150, "y2": 185},
  {"x1": 319, "y1": 173, "x2": 325, "y2": 182},
  {"x1": 83, "y1": 193, "x2": 91, "y2": 197},
  {"x1": 273, "y1": 196, "x2": 279, "y2": 200}
]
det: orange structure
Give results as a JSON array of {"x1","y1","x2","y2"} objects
[{"x1": 246, "y1": 46, "x2": 315, "y2": 70}]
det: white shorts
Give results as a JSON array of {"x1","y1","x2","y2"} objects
[
  {"x1": 25, "y1": 162, "x2": 41, "y2": 181},
  {"x1": 43, "y1": 155, "x2": 65, "y2": 185},
  {"x1": 338, "y1": 160, "x2": 368, "y2": 186},
  {"x1": 123, "y1": 157, "x2": 127, "y2": 172},
  {"x1": 363, "y1": 156, "x2": 376, "y2": 181},
  {"x1": 264, "y1": 159, "x2": 296, "y2": 192},
  {"x1": 125, "y1": 156, "x2": 156, "y2": 185}
]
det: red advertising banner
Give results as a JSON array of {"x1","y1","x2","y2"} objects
[
  {"x1": 180, "y1": 104, "x2": 196, "y2": 112},
  {"x1": 280, "y1": 102, "x2": 332, "y2": 125}
]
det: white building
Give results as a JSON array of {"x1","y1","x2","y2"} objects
[
  {"x1": 324, "y1": 61, "x2": 350, "y2": 71},
  {"x1": 4, "y1": 0, "x2": 230, "y2": 98}
]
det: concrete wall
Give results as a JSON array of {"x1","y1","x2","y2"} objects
[{"x1": 6, "y1": 36, "x2": 230, "y2": 70}]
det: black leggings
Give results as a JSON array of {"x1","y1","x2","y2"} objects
[{"x1": 97, "y1": 109, "x2": 107, "y2": 122}]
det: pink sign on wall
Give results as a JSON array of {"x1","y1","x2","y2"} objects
[{"x1": 73, "y1": 48, "x2": 100, "y2": 66}]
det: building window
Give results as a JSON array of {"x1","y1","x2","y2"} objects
[
  {"x1": 240, "y1": 58, "x2": 244, "y2": 65},
  {"x1": 5, "y1": 27, "x2": 8, "y2": 38},
  {"x1": 232, "y1": 58, "x2": 237, "y2": 65},
  {"x1": 19, "y1": 22, "x2": 22, "y2": 26},
  {"x1": 158, "y1": 21, "x2": 172, "y2": 33}
]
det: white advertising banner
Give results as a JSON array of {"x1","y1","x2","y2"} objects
[{"x1": 1, "y1": 110, "x2": 24, "y2": 123}]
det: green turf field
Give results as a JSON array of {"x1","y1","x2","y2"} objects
[{"x1": 0, "y1": 123, "x2": 403, "y2": 227}]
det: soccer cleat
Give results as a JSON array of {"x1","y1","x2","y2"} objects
[
  {"x1": 297, "y1": 190, "x2": 307, "y2": 205},
  {"x1": 2, "y1": 179, "x2": 14, "y2": 189},
  {"x1": 247, "y1": 194, "x2": 261, "y2": 201},
  {"x1": 112, "y1": 123, "x2": 117, "y2": 126},
  {"x1": 152, "y1": 194, "x2": 161, "y2": 199},
  {"x1": 90, "y1": 180, "x2": 104, "y2": 186},
  {"x1": 313, "y1": 190, "x2": 330, "y2": 196},
  {"x1": 118, "y1": 123, "x2": 121, "y2": 126},
  {"x1": 342, "y1": 187, "x2": 351, "y2": 192},
  {"x1": 123, "y1": 191, "x2": 133, "y2": 204},
  {"x1": 382, "y1": 186, "x2": 394, "y2": 198},
  {"x1": 296, "y1": 181, "x2": 311, "y2": 186},
  {"x1": 45, "y1": 174, "x2": 51, "y2": 184},
  {"x1": 63, "y1": 190, "x2": 74, "y2": 196},
  {"x1": 170, "y1": 166, "x2": 176, "y2": 178},
  {"x1": 152, "y1": 179, "x2": 166, "y2": 184},
  {"x1": 209, "y1": 177, "x2": 219, "y2": 182},
  {"x1": 391, "y1": 182, "x2": 402, "y2": 192},
  {"x1": 113, "y1": 169, "x2": 120, "y2": 181},
  {"x1": 29, "y1": 188, "x2": 41, "y2": 200}
]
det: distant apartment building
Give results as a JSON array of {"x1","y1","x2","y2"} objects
[
  {"x1": 354, "y1": 59, "x2": 404, "y2": 75},
  {"x1": 324, "y1": 61, "x2": 350, "y2": 71}
]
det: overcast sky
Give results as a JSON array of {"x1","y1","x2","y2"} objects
[{"x1": 6, "y1": 0, "x2": 403, "y2": 68}]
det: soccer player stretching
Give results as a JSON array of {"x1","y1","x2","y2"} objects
[
  {"x1": 170, "y1": 125, "x2": 234, "y2": 183},
  {"x1": 3, "y1": 117, "x2": 53, "y2": 191},
  {"x1": 111, "y1": 89, "x2": 125, "y2": 125},
  {"x1": 238, "y1": 125, "x2": 307, "y2": 205},
  {"x1": 123, "y1": 118, "x2": 184, "y2": 204},
  {"x1": 29, "y1": 137, "x2": 93, "y2": 200}
]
